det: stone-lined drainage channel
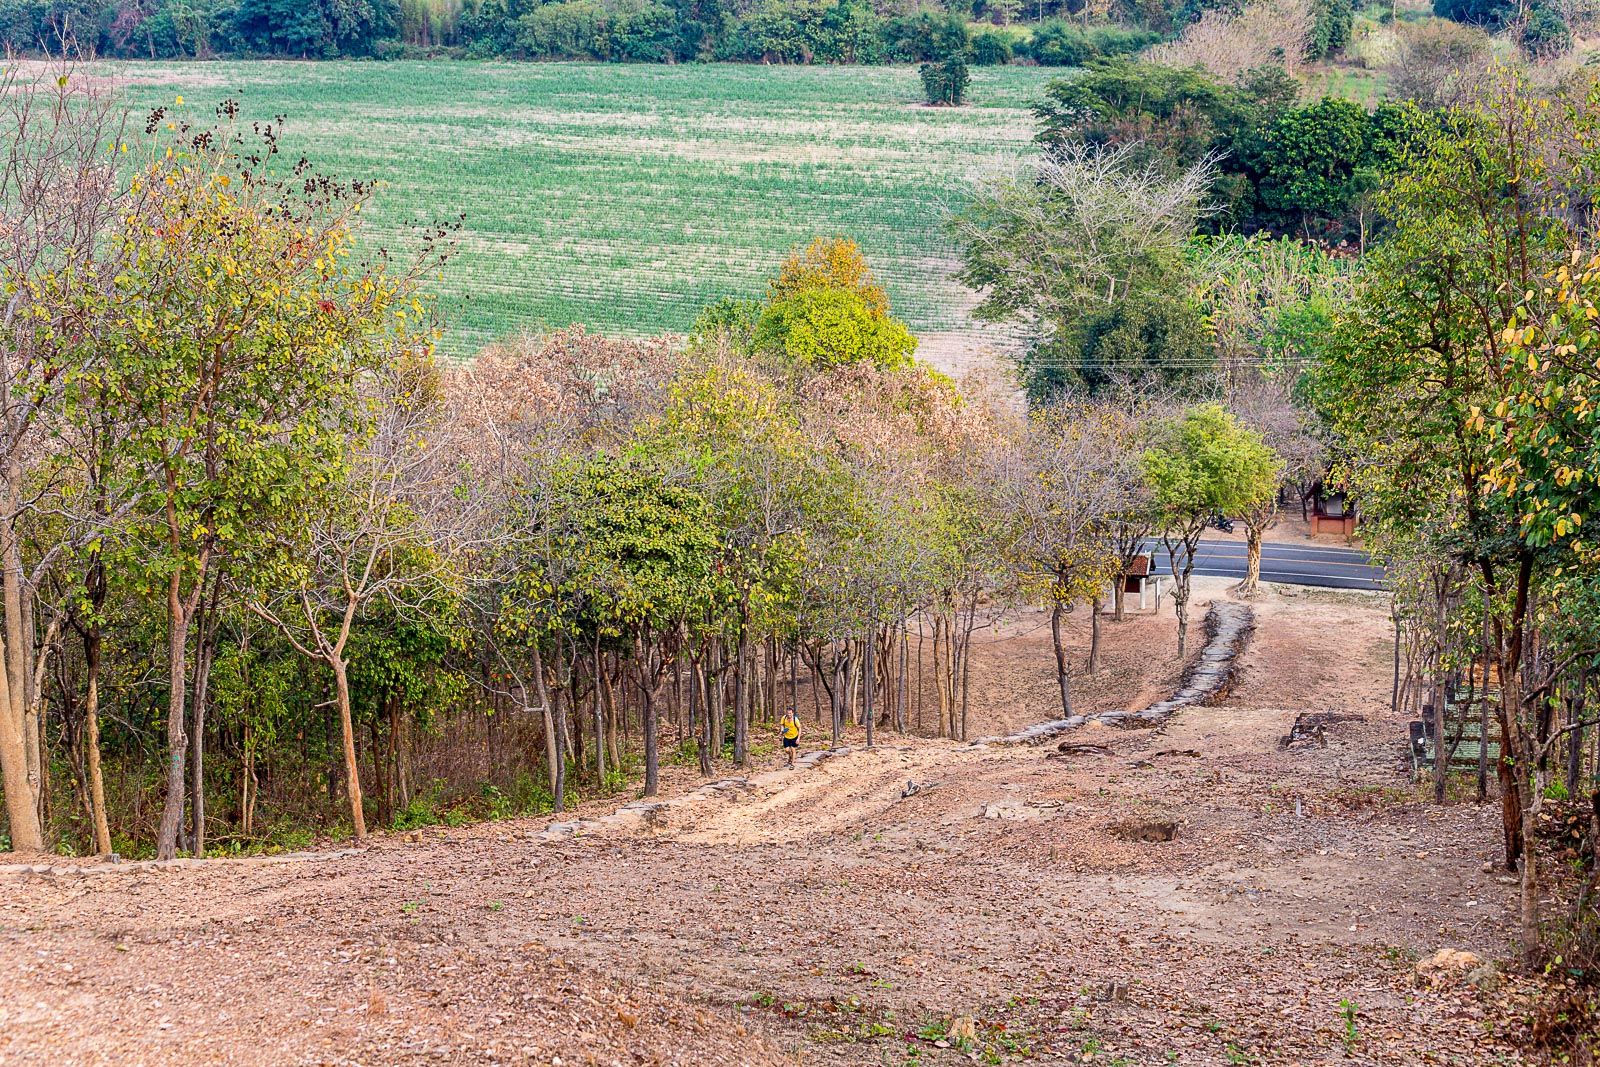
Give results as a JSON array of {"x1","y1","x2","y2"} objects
[{"x1": 970, "y1": 600, "x2": 1255, "y2": 747}]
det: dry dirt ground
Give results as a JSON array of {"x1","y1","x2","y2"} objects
[{"x1": 1, "y1": 579, "x2": 1527, "y2": 1066}]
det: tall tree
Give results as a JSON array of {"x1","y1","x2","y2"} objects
[
  {"x1": 103, "y1": 106, "x2": 442, "y2": 858},
  {"x1": 0, "y1": 58, "x2": 130, "y2": 854}
]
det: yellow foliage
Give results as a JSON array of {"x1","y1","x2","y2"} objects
[{"x1": 770, "y1": 236, "x2": 890, "y2": 318}]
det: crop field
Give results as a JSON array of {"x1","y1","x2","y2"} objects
[{"x1": 106, "y1": 61, "x2": 1060, "y2": 360}]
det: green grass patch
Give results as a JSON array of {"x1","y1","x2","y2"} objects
[{"x1": 106, "y1": 61, "x2": 1058, "y2": 356}]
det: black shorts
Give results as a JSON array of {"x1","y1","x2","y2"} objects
[{"x1": 782, "y1": 737, "x2": 798, "y2": 748}]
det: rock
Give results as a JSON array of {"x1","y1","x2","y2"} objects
[
  {"x1": 1463, "y1": 964, "x2": 1500, "y2": 992},
  {"x1": 1098, "y1": 981, "x2": 1130, "y2": 1003},
  {"x1": 1108, "y1": 819, "x2": 1178, "y2": 843},
  {"x1": 1415, "y1": 948, "x2": 1483, "y2": 986}
]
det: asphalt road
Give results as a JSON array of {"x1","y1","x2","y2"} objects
[{"x1": 1142, "y1": 538, "x2": 1386, "y2": 591}]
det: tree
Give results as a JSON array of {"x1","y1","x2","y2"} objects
[
  {"x1": 244, "y1": 360, "x2": 467, "y2": 842},
  {"x1": 1256, "y1": 98, "x2": 1375, "y2": 235},
  {"x1": 558, "y1": 455, "x2": 719, "y2": 797},
  {"x1": 752, "y1": 237, "x2": 918, "y2": 371},
  {"x1": 1225, "y1": 376, "x2": 1323, "y2": 595},
  {"x1": 1316, "y1": 70, "x2": 1591, "y2": 960},
  {"x1": 754, "y1": 287, "x2": 917, "y2": 370},
  {"x1": 0, "y1": 57, "x2": 131, "y2": 855},
  {"x1": 1142, "y1": 404, "x2": 1280, "y2": 657},
  {"x1": 951, "y1": 142, "x2": 1213, "y2": 401},
  {"x1": 102, "y1": 107, "x2": 441, "y2": 858},
  {"x1": 920, "y1": 56, "x2": 970, "y2": 106},
  {"x1": 992, "y1": 403, "x2": 1125, "y2": 718}
]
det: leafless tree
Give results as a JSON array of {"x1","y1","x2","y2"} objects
[
  {"x1": 1147, "y1": 0, "x2": 1317, "y2": 80},
  {"x1": 1225, "y1": 377, "x2": 1325, "y2": 595},
  {"x1": 242, "y1": 360, "x2": 485, "y2": 840}
]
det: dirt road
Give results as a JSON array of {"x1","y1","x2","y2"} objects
[{"x1": 1, "y1": 581, "x2": 1525, "y2": 1065}]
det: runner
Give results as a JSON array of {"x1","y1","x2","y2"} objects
[{"x1": 779, "y1": 708, "x2": 802, "y2": 768}]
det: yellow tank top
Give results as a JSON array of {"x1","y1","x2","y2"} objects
[{"x1": 782, "y1": 715, "x2": 799, "y2": 740}]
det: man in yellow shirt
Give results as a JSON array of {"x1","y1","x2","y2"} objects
[{"x1": 780, "y1": 709, "x2": 802, "y2": 768}]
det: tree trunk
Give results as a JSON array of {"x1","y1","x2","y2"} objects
[
  {"x1": 838, "y1": 646, "x2": 851, "y2": 748},
  {"x1": 864, "y1": 633, "x2": 875, "y2": 749},
  {"x1": 531, "y1": 642, "x2": 560, "y2": 813},
  {"x1": 1239, "y1": 525, "x2": 1263, "y2": 596},
  {"x1": 1088, "y1": 597, "x2": 1102, "y2": 675},
  {"x1": 189, "y1": 577, "x2": 220, "y2": 857},
  {"x1": 156, "y1": 567, "x2": 199, "y2": 860},
  {"x1": 593, "y1": 638, "x2": 607, "y2": 785},
  {"x1": 641, "y1": 658, "x2": 660, "y2": 798},
  {"x1": 82, "y1": 626, "x2": 111, "y2": 856},
  {"x1": 1166, "y1": 538, "x2": 1196, "y2": 661},
  {"x1": 329, "y1": 656, "x2": 367, "y2": 841},
  {"x1": 896, "y1": 627, "x2": 907, "y2": 734},
  {"x1": 0, "y1": 522, "x2": 40, "y2": 849},
  {"x1": 690, "y1": 648, "x2": 709, "y2": 777},
  {"x1": 734, "y1": 623, "x2": 751, "y2": 767},
  {"x1": 1050, "y1": 600, "x2": 1073, "y2": 719}
]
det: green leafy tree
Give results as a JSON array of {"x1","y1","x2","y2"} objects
[
  {"x1": 1315, "y1": 71, "x2": 1597, "y2": 960},
  {"x1": 950, "y1": 142, "x2": 1212, "y2": 400},
  {"x1": 754, "y1": 287, "x2": 917, "y2": 370},
  {"x1": 103, "y1": 109, "x2": 438, "y2": 858},
  {"x1": 559, "y1": 455, "x2": 720, "y2": 797},
  {"x1": 920, "y1": 56, "x2": 970, "y2": 106},
  {"x1": 1141, "y1": 404, "x2": 1280, "y2": 658}
]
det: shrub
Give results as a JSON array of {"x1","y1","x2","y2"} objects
[
  {"x1": 1028, "y1": 19, "x2": 1093, "y2": 65},
  {"x1": 882, "y1": 8, "x2": 970, "y2": 62},
  {"x1": 1520, "y1": 4, "x2": 1571, "y2": 56},
  {"x1": 971, "y1": 28, "x2": 1013, "y2": 65},
  {"x1": 689, "y1": 297, "x2": 761, "y2": 352},
  {"x1": 753, "y1": 287, "x2": 917, "y2": 370},
  {"x1": 920, "y1": 55, "x2": 970, "y2": 105},
  {"x1": 1431, "y1": 0, "x2": 1512, "y2": 26},
  {"x1": 1088, "y1": 24, "x2": 1161, "y2": 56}
]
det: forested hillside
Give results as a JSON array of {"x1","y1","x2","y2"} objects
[{"x1": 7, "y1": 0, "x2": 1342, "y2": 63}]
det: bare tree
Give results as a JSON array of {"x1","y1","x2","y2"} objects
[
  {"x1": 1225, "y1": 377, "x2": 1325, "y2": 595},
  {"x1": 243, "y1": 361, "x2": 478, "y2": 841},
  {"x1": 989, "y1": 402, "x2": 1127, "y2": 718},
  {"x1": 1147, "y1": 0, "x2": 1317, "y2": 80}
]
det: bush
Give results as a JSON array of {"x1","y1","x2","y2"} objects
[
  {"x1": 1028, "y1": 19, "x2": 1093, "y2": 65},
  {"x1": 753, "y1": 287, "x2": 917, "y2": 370},
  {"x1": 1087, "y1": 24, "x2": 1160, "y2": 57},
  {"x1": 1431, "y1": 0, "x2": 1512, "y2": 26},
  {"x1": 1520, "y1": 4, "x2": 1571, "y2": 57},
  {"x1": 971, "y1": 28, "x2": 1013, "y2": 65},
  {"x1": 689, "y1": 297, "x2": 761, "y2": 351},
  {"x1": 516, "y1": 0, "x2": 607, "y2": 58},
  {"x1": 920, "y1": 55, "x2": 970, "y2": 105},
  {"x1": 882, "y1": 8, "x2": 970, "y2": 62}
]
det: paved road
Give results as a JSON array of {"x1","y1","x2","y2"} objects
[{"x1": 1142, "y1": 538, "x2": 1386, "y2": 590}]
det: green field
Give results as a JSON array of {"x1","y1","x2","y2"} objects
[{"x1": 108, "y1": 61, "x2": 1059, "y2": 357}]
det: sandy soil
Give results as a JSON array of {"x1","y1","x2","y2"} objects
[{"x1": 1, "y1": 580, "x2": 1527, "y2": 1066}]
